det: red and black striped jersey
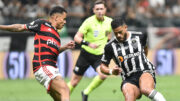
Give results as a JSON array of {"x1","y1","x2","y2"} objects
[{"x1": 25, "y1": 19, "x2": 61, "y2": 72}]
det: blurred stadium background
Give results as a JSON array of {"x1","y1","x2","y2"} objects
[{"x1": 0, "y1": 0, "x2": 180, "y2": 101}]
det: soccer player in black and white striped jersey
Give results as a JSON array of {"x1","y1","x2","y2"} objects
[{"x1": 100, "y1": 18, "x2": 166, "y2": 101}]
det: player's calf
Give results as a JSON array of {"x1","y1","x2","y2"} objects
[{"x1": 148, "y1": 89, "x2": 166, "y2": 101}]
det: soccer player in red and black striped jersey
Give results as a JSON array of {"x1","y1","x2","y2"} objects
[{"x1": 0, "y1": 6, "x2": 75, "y2": 101}]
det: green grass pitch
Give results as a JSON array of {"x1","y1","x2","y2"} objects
[{"x1": 0, "y1": 75, "x2": 179, "y2": 101}]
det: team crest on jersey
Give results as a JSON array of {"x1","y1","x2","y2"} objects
[
  {"x1": 117, "y1": 47, "x2": 121, "y2": 51},
  {"x1": 131, "y1": 38, "x2": 138, "y2": 49}
]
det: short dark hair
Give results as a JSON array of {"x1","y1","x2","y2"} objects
[
  {"x1": 93, "y1": 0, "x2": 106, "y2": 8},
  {"x1": 49, "y1": 6, "x2": 67, "y2": 16},
  {"x1": 111, "y1": 17, "x2": 126, "y2": 29}
]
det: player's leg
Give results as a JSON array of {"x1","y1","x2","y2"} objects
[
  {"x1": 83, "y1": 66, "x2": 107, "y2": 95},
  {"x1": 67, "y1": 73, "x2": 83, "y2": 93},
  {"x1": 68, "y1": 50, "x2": 90, "y2": 94},
  {"x1": 82, "y1": 55, "x2": 107, "y2": 101},
  {"x1": 122, "y1": 83, "x2": 141, "y2": 101},
  {"x1": 49, "y1": 76, "x2": 70, "y2": 101},
  {"x1": 67, "y1": 64, "x2": 90, "y2": 94},
  {"x1": 34, "y1": 66, "x2": 69, "y2": 101},
  {"x1": 81, "y1": 67, "x2": 106, "y2": 101},
  {"x1": 139, "y1": 72, "x2": 166, "y2": 101}
]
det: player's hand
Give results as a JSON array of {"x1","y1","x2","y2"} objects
[
  {"x1": 66, "y1": 41, "x2": 75, "y2": 49},
  {"x1": 112, "y1": 66, "x2": 122, "y2": 75},
  {"x1": 88, "y1": 43, "x2": 99, "y2": 49}
]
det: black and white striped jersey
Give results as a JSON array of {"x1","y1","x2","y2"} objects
[{"x1": 101, "y1": 31, "x2": 155, "y2": 80}]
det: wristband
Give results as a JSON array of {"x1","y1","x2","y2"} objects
[
  {"x1": 81, "y1": 40, "x2": 89, "y2": 46},
  {"x1": 109, "y1": 69, "x2": 113, "y2": 75}
]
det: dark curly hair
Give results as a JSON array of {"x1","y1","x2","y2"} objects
[
  {"x1": 111, "y1": 17, "x2": 126, "y2": 29},
  {"x1": 49, "y1": 6, "x2": 67, "y2": 16}
]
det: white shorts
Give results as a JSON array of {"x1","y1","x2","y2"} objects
[{"x1": 34, "y1": 66, "x2": 61, "y2": 92}]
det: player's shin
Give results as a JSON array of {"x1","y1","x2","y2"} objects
[
  {"x1": 67, "y1": 82, "x2": 74, "y2": 94},
  {"x1": 148, "y1": 89, "x2": 166, "y2": 101},
  {"x1": 83, "y1": 75, "x2": 104, "y2": 95}
]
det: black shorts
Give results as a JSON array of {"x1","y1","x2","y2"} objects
[
  {"x1": 121, "y1": 71, "x2": 156, "y2": 90},
  {"x1": 73, "y1": 49, "x2": 102, "y2": 76}
]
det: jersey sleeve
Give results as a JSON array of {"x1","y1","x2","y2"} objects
[
  {"x1": 78, "y1": 19, "x2": 89, "y2": 34},
  {"x1": 25, "y1": 19, "x2": 42, "y2": 32},
  {"x1": 101, "y1": 43, "x2": 113, "y2": 65},
  {"x1": 140, "y1": 33, "x2": 148, "y2": 47}
]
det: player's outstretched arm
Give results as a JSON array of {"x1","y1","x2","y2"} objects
[
  {"x1": 100, "y1": 63, "x2": 122, "y2": 75},
  {"x1": 100, "y1": 63, "x2": 111, "y2": 75},
  {"x1": 0, "y1": 24, "x2": 26, "y2": 32},
  {"x1": 59, "y1": 41, "x2": 75, "y2": 53}
]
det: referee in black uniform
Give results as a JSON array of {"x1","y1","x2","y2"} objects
[{"x1": 100, "y1": 18, "x2": 166, "y2": 101}]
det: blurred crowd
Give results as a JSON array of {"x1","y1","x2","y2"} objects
[
  {"x1": 0, "y1": 0, "x2": 180, "y2": 27},
  {"x1": 0, "y1": 0, "x2": 180, "y2": 49}
]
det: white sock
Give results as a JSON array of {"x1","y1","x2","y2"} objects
[{"x1": 148, "y1": 90, "x2": 166, "y2": 101}]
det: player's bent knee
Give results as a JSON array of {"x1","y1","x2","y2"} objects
[
  {"x1": 122, "y1": 83, "x2": 141, "y2": 100},
  {"x1": 59, "y1": 82, "x2": 69, "y2": 93},
  {"x1": 51, "y1": 76, "x2": 69, "y2": 93},
  {"x1": 71, "y1": 80, "x2": 79, "y2": 87},
  {"x1": 140, "y1": 87, "x2": 153, "y2": 96},
  {"x1": 56, "y1": 83, "x2": 69, "y2": 98},
  {"x1": 122, "y1": 85, "x2": 134, "y2": 96},
  {"x1": 71, "y1": 76, "x2": 82, "y2": 87},
  {"x1": 123, "y1": 90, "x2": 136, "y2": 101}
]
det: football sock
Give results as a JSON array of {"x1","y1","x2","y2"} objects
[
  {"x1": 148, "y1": 89, "x2": 166, "y2": 101},
  {"x1": 67, "y1": 82, "x2": 74, "y2": 94},
  {"x1": 83, "y1": 75, "x2": 104, "y2": 95}
]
